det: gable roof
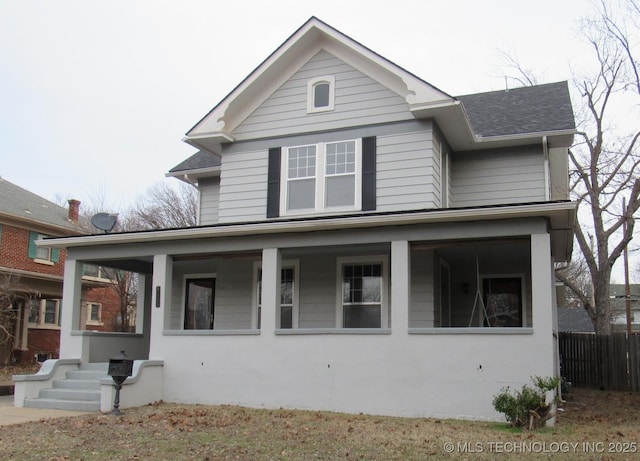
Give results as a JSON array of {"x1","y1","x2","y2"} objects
[
  {"x1": 167, "y1": 151, "x2": 221, "y2": 182},
  {"x1": 0, "y1": 177, "x2": 88, "y2": 235},
  {"x1": 456, "y1": 82, "x2": 575, "y2": 138},
  {"x1": 179, "y1": 17, "x2": 576, "y2": 158},
  {"x1": 183, "y1": 17, "x2": 456, "y2": 153}
]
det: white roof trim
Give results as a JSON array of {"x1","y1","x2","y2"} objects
[{"x1": 185, "y1": 17, "x2": 452, "y2": 144}]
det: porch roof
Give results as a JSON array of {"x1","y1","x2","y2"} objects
[{"x1": 37, "y1": 201, "x2": 577, "y2": 261}]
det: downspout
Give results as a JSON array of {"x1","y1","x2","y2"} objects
[{"x1": 543, "y1": 136, "x2": 551, "y2": 200}]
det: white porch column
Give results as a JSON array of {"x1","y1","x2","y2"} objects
[
  {"x1": 391, "y1": 240, "x2": 410, "y2": 333},
  {"x1": 261, "y1": 248, "x2": 281, "y2": 334},
  {"x1": 59, "y1": 259, "x2": 87, "y2": 361},
  {"x1": 530, "y1": 233, "x2": 556, "y2": 376},
  {"x1": 150, "y1": 254, "x2": 172, "y2": 359}
]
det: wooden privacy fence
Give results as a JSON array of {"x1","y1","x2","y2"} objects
[{"x1": 558, "y1": 332, "x2": 640, "y2": 391}]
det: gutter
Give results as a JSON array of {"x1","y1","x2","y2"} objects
[
  {"x1": 543, "y1": 135, "x2": 550, "y2": 200},
  {"x1": 37, "y1": 201, "x2": 577, "y2": 249}
]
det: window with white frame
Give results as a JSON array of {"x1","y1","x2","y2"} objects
[
  {"x1": 28, "y1": 231, "x2": 59, "y2": 264},
  {"x1": 28, "y1": 299, "x2": 61, "y2": 328},
  {"x1": 307, "y1": 76, "x2": 335, "y2": 113},
  {"x1": 254, "y1": 261, "x2": 299, "y2": 329},
  {"x1": 86, "y1": 302, "x2": 102, "y2": 325},
  {"x1": 281, "y1": 139, "x2": 361, "y2": 214},
  {"x1": 83, "y1": 264, "x2": 110, "y2": 280},
  {"x1": 338, "y1": 256, "x2": 388, "y2": 328}
]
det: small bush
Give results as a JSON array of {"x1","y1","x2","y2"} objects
[{"x1": 493, "y1": 376, "x2": 560, "y2": 430}]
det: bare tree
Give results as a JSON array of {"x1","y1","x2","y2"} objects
[
  {"x1": 555, "y1": 0, "x2": 640, "y2": 334},
  {"x1": 0, "y1": 273, "x2": 29, "y2": 365},
  {"x1": 500, "y1": 0, "x2": 640, "y2": 334},
  {"x1": 129, "y1": 182, "x2": 197, "y2": 230},
  {"x1": 79, "y1": 181, "x2": 197, "y2": 333},
  {"x1": 556, "y1": 256, "x2": 593, "y2": 308}
]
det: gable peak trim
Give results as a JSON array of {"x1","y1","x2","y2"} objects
[{"x1": 184, "y1": 17, "x2": 452, "y2": 149}]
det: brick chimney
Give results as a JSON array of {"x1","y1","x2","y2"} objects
[{"x1": 68, "y1": 199, "x2": 81, "y2": 224}]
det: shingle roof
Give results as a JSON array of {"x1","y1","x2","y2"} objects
[
  {"x1": 171, "y1": 81, "x2": 575, "y2": 175},
  {"x1": 557, "y1": 306, "x2": 595, "y2": 333},
  {"x1": 0, "y1": 177, "x2": 88, "y2": 234},
  {"x1": 456, "y1": 81, "x2": 575, "y2": 137},
  {"x1": 169, "y1": 151, "x2": 221, "y2": 173}
]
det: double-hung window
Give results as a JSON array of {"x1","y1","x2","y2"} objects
[
  {"x1": 28, "y1": 299, "x2": 61, "y2": 327},
  {"x1": 282, "y1": 139, "x2": 361, "y2": 215},
  {"x1": 87, "y1": 302, "x2": 102, "y2": 326},
  {"x1": 337, "y1": 256, "x2": 388, "y2": 328},
  {"x1": 28, "y1": 231, "x2": 59, "y2": 264}
]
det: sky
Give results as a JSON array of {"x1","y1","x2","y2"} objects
[
  {"x1": 1, "y1": 0, "x2": 636, "y2": 278},
  {"x1": 0, "y1": 0, "x2": 595, "y2": 207}
]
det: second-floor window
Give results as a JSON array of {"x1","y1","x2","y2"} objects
[
  {"x1": 28, "y1": 231, "x2": 59, "y2": 264},
  {"x1": 281, "y1": 139, "x2": 362, "y2": 215}
]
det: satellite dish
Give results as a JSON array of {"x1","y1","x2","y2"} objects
[{"x1": 91, "y1": 213, "x2": 118, "y2": 233}]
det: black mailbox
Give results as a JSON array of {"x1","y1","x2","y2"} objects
[
  {"x1": 108, "y1": 350, "x2": 133, "y2": 415},
  {"x1": 108, "y1": 351, "x2": 134, "y2": 379}
]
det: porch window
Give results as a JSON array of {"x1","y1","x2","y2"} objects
[
  {"x1": 255, "y1": 262, "x2": 299, "y2": 329},
  {"x1": 338, "y1": 256, "x2": 388, "y2": 328},
  {"x1": 282, "y1": 139, "x2": 361, "y2": 215},
  {"x1": 183, "y1": 277, "x2": 215, "y2": 330}
]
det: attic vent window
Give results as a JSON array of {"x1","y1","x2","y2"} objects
[{"x1": 307, "y1": 76, "x2": 335, "y2": 113}]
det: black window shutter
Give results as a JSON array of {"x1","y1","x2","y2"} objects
[
  {"x1": 362, "y1": 136, "x2": 376, "y2": 211},
  {"x1": 267, "y1": 147, "x2": 281, "y2": 218}
]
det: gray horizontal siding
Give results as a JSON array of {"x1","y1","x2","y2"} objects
[
  {"x1": 297, "y1": 253, "x2": 337, "y2": 328},
  {"x1": 410, "y1": 250, "x2": 434, "y2": 328},
  {"x1": 198, "y1": 177, "x2": 220, "y2": 225},
  {"x1": 377, "y1": 130, "x2": 438, "y2": 211},
  {"x1": 168, "y1": 258, "x2": 255, "y2": 330},
  {"x1": 233, "y1": 50, "x2": 412, "y2": 140},
  {"x1": 450, "y1": 146, "x2": 545, "y2": 207},
  {"x1": 218, "y1": 150, "x2": 268, "y2": 223},
  {"x1": 214, "y1": 260, "x2": 254, "y2": 330}
]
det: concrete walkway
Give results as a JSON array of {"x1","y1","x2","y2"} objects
[{"x1": 0, "y1": 395, "x2": 89, "y2": 426}]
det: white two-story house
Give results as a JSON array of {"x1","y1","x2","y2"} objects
[{"x1": 16, "y1": 17, "x2": 576, "y2": 420}]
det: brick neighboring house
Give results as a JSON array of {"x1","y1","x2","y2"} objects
[{"x1": 0, "y1": 177, "x2": 121, "y2": 363}]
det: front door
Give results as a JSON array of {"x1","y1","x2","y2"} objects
[{"x1": 184, "y1": 278, "x2": 215, "y2": 329}]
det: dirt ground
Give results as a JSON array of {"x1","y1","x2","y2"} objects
[{"x1": 0, "y1": 380, "x2": 639, "y2": 460}]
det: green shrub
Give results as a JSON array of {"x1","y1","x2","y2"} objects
[{"x1": 492, "y1": 376, "x2": 560, "y2": 430}]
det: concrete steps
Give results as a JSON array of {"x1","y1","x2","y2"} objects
[{"x1": 24, "y1": 363, "x2": 108, "y2": 412}]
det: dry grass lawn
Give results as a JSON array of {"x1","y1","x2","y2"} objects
[{"x1": 0, "y1": 383, "x2": 638, "y2": 460}]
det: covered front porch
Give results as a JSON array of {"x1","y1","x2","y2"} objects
[{"x1": 21, "y1": 205, "x2": 573, "y2": 419}]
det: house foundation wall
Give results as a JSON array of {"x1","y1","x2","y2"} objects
[{"x1": 155, "y1": 330, "x2": 552, "y2": 421}]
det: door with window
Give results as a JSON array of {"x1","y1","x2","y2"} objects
[{"x1": 184, "y1": 278, "x2": 215, "y2": 330}]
